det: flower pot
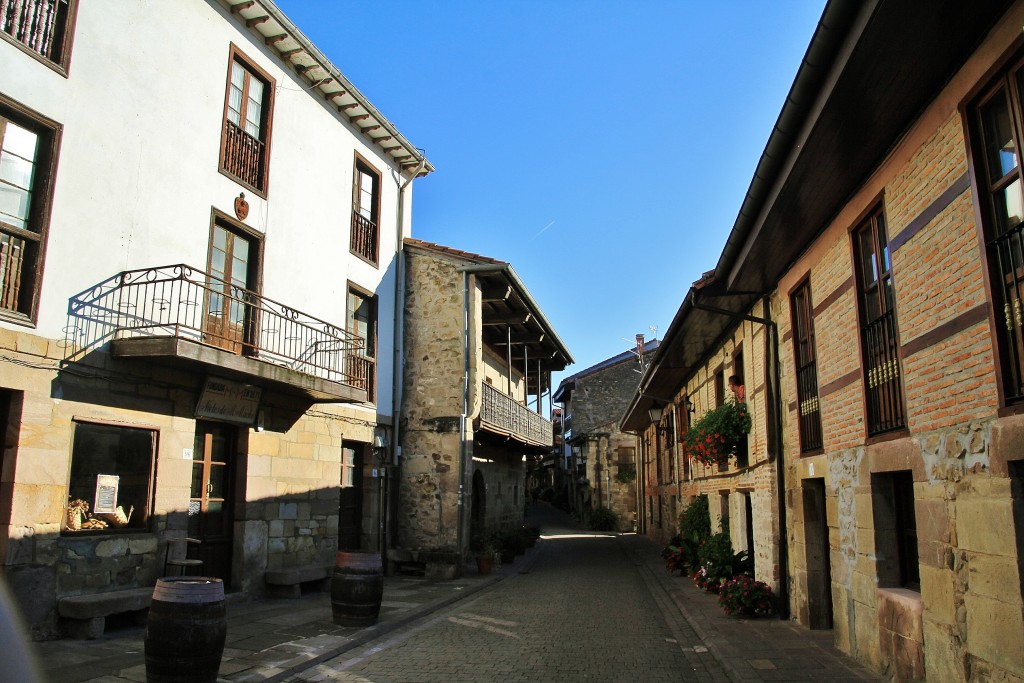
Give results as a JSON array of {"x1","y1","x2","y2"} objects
[{"x1": 475, "y1": 555, "x2": 494, "y2": 575}]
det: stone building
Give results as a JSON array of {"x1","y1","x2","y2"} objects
[
  {"x1": 621, "y1": 283, "x2": 781, "y2": 589},
  {"x1": 0, "y1": 0, "x2": 431, "y2": 638},
  {"x1": 397, "y1": 239, "x2": 572, "y2": 570},
  {"x1": 553, "y1": 337, "x2": 658, "y2": 530},
  {"x1": 626, "y1": 0, "x2": 1024, "y2": 680}
]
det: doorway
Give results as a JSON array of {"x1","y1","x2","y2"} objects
[
  {"x1": 802, "y1": 478, "x2": 833, "y2": 629},
  {"x1": 338, "y1": 443, "x2": 364, "y2": 551},
  {"x1": 189, "y1": 421, "x2": 236, "y2": 583},
  {"x1": 205, "y1": 220, "x2": 259, "y2": 354}
]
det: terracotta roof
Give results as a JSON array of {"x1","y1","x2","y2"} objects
[{"x1": 404, "y1": 238, "x2": 506, "y2": 266}]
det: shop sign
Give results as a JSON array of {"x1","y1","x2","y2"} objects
[{"x1": 196, "y1": 377, "x2": 262, "y2": 425}]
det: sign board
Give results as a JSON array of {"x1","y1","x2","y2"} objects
[
  {"x1": 195, "y1": 377, "x2": 262, "y2": 425},
  {"x1": 94, "y1": 474, "x2": 119, "y2": 514}
]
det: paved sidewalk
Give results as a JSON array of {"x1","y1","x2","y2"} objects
[
  {"x1": 34, "y1": 554, "x2": 526, "y2": 683},
  {"x1": 626, "y1": 534, "x2": 882, "y2": 681},
  {"x1": 31, "y1": 503, "x2": 881, "y2": 683}
]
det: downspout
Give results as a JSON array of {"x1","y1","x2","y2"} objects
[
  {"x1": 690, "y1": 292, "x2": 790, "y2": 620},
  {"x1": 456, "y1": 269, "x2": 471, "y2": 562},
  {"x1": 388, "y1": 157, "x2": 426, "y2": 558}
]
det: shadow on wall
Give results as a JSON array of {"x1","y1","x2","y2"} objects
[{"x1": 2, "y1": 481, "x2": 376, "y2": 641}]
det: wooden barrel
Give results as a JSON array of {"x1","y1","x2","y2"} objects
[
  {"x1": 330, "y1": 551, "x2": 383, "y2": 627},
  {"x1": 144, "y1": 577, "x2": 226, "y2": 683}
]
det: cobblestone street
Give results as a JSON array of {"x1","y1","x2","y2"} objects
[{"x1": 289, "y1": 506, "x2": 726, "y2": 683}]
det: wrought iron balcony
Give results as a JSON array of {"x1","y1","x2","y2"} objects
[
  {"x1": 479, "y1": 381, "x2": 552, "y2": 448},
  {"x1": 65, "y1": 264, "x2": 369, "y2": 403}
]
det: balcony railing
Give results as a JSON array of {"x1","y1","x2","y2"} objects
[
  {"x1": 1, "y1": 0, "x2": 70, "y2": 63},
  {"x1": 350, "y1": 211, "x2": 378, "y2": 263},
  {"x1": 66, "y1": 264, "x2": 367, "y2": 390},
  {"x1": 222, "y1": 120, "x2": 264, "y2": 190},
  {"x1": 479, "y1": 381, "x2": 552, "y2": 448}
]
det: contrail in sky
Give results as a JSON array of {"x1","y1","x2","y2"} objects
[{"x1": 531, "y1": 220, "x2": 556, "y2": 240}]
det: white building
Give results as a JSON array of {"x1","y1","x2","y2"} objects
[{"x1": 0, "y1": 0, "x2": 432, "y2": 638}]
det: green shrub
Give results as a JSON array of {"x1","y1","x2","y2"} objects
[
  {"x1": 589, "y1": 506, "x2": 619, "y2": 531},
  {"x1": 718, "y1": 575, "x2": 775, "y2": 617},
  {"x1": 678, "y1": 496, "x2": 710, "y2": 542},
  {"x1": 695, "y1": 531, "x2": 751, "y2": 591}
]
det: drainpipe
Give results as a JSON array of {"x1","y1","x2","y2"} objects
[
  {"x1": 690, "y1": 292, "x2": 790, "y2": 619},
  {"x1": 387, "y1": 156, "x2": 426, "y2": 559}
]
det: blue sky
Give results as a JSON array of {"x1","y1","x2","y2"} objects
[{"x1": 275, "y1": 0, "x2": 826, "y2": 392}]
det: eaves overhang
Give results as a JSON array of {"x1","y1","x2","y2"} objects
[
  {"x1": 718, "y1": 0, "x2": 1012, "y2": 294},
  {"x1": 404, "y1": 239, "x2": 573, "y2": 373},
  {"x1": 218, "y1": 0, "x2": 434, "y2": 177},
  {"x1": 622, "y1": 0, "x2": 1015, "y2": 433}
]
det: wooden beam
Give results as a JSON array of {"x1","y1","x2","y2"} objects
[
  {"x1": 340, "y1": 103, "x2": 361, "y2": 111},
  {"x1": 482, "y1": 313, "x2": 531, "y2": 326},
  {"x1": 374, "y1": 136, "x2": 393, "y2": 144},
  {"x1": 265, "y1": 34, "x2": 287, "y2": 45},
  {"x1": 350, "y1": 115, "x2": 370, "y2": 122},
  {"x1": 482, "y1": 285, "x2": 511, "y2": 303},
  {"x1": 296, "y1": 64, "x2": 320, "y2": 74},
  {"x1": 279, "y1": 48, "x2": 305, "y2": 59},
  {"x1": 324, "y1": 90, "x2": 347, "y2": 101},
  {"x1": 246, "y1": 15, "x2": 269, "y2": 27},
  {"x1": 231, "y1": 1, "x2": 255, "y2": 13},
  {"x1": 391, "y1": 154, "x2": 411, "y2": 161},
  {"x1": 493, "y1": 333, "x2": 545, "y2": 345},
  {"x1": 361, "y1": 125, "x2": 381, "y2": 134}
]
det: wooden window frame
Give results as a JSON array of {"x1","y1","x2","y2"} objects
[
  {"x1": 968, "y1": 51, "x2": 1024, "y2": 406},
  {"x1": 64, "y1": 419, "x2": 158, "y2": 535},
  {"x1": 204, "y1": 210, "x2": 264, "y2": 356},
  {"x1": 0, "y1": 94, "x2": 60, "y2": 326},
  {"x1": 350, "y1": 153, "x2": 381, "y2": 266},
  {"x1": 0, "y1": 0, "x2": 79, "y2": 76},
  {"x1": 346, "y1": 281, "x2": 377, "y2": 402},
  {"x1": 218, "y1": 44, "x2": 275, "y2": 197},
  {"x1": 791, "y1": 279, "x2": 823, "y2": 453},
  {"x1": 853, "y1": 206, "x2": 907, "y2": 436}
]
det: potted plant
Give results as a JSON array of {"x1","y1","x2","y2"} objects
[
  {"x1": 718, "y1": 575, "x2": 775, "y2": 617},
  {"x1": 475, "y1": 539, "x2": 496, "y2": 575},
  {"x1": 680, "y1": 398, "x2": 751, "y2": 466}
]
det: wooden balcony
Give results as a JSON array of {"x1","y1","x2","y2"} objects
[
  {"x1": 65, "y1": 264, "x2": 368, "y2": 403},
  {"x1": 479, "y1": 381, "x2": 552, "y2": 448}
]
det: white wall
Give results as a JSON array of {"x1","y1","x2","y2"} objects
[{"x1": 0, "y1": 0, "x2": 422, "y2": 415}]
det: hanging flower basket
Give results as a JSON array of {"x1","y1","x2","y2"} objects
[{"x1": 681, "y1": 399, "x2": 751, "y2": 466}]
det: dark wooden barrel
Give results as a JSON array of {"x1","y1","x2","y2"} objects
[
  {"x1": 330, "y1": 551, "x2": 383, "y2": 627},
  {"x1": 144, "y1": 577, "x2": 226, "y2": 683}
]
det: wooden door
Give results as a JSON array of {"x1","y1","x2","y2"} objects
[
  {"x1": 338, "y1": 444, "x2": 363, "y2": 550},
  {"x1": 205, "y1": 224, "x2": 256, "y2": 354},
  {"x1": 189, "y1": 422, "x2": 235, "y2": 583}
]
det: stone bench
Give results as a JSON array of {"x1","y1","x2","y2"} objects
[
  {"x1": 264, "y1": 564, "x2": 332, "y2": 598},
  {"x1": 389, "y1": 549, "x2": 461, "y2": 580},
  {"x1": 58, "y1": 587, "x2": 153, "y2": 639}
]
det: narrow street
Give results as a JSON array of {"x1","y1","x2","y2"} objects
[{"x1": 290, "y1": 505, "x2": 726, "y2": 683}]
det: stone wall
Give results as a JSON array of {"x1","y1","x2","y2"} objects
[
  {"x1": 399, "y1": 249, "x2": 470, "y2": 551},
  {"x1": 1, "y1": 325, "x2": 377, "y2": 637}
]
